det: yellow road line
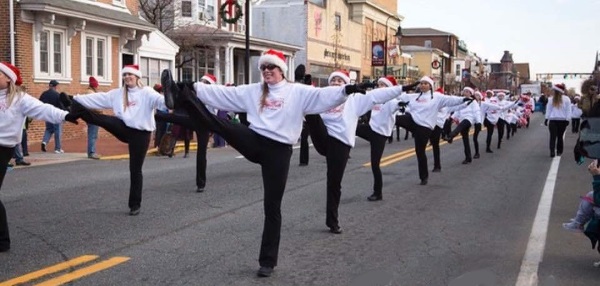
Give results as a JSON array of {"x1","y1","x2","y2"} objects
[
  {"x1": 34, "y1": 257, "x2": 130, "y2": 286},
  {"x1": 0, "y1": 255, "x2": 98, "y2": 286},
  {"x1": 363, "y1": 127, "x2": 484, "y2": 167}
]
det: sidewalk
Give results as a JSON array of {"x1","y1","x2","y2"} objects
[{"x1": 15, "y1": 135, "x2": 197, "y2": 169}]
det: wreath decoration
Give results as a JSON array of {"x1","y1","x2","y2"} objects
[{"x1": 219, "y1": 0, "x2": 243, "y2": 24}]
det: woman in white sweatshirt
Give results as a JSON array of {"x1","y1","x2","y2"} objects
[
  {"x1": 357, "y1": 76, "x2": 418, "y2": 201},
  {"x1": 545, "y1": 83, "x2": 572, "y2": 157},
  {"x1": 70, "y1": 65, "x2": 167, "y2": 216},
  {"x1": 305, "y1": 72, "x2": 404, "y2": 230},
  {"x1": 444, "y1": 87, "x2": 478, "y2": 164},
  {"x1": 395, "y1": 76, "x2": 469, "y2": 185},
  {"x1": 0, "y1": 62, "x2": 77, "y2": 252},
  {"x1": 161, "y1": 50, "x2": 361, "y2": 278}
]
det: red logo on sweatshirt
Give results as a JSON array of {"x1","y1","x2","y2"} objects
[
  {"x1": 126, "y1": 101, "x2": 137, "y2": 107},
  {"x1": 371, "y1": 104, "x2": 382, "y2": 111},
  {"x1": 0, "y1": 101, "x2": 7, "y2": 112},
  {"x1": 325, "y1": 104, "x2": 345, "y2": 114},
  {"x1": 263, "y1": 98, "x2": 284, "y2": 110}
]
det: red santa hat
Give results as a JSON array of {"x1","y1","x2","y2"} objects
[
  {"x1": 121, "y1": 64, "x2": 142, "y2": 78},
  {"x1": 473, "y1": 91, "x2": 482, "y2": 99},
  {"x1": 463, "y1": 87, "x2": 475, "y2": 95},
  {"x1": 435, "y1": 87, "x2": 444, "y2": 93},
  {"x1": 258, "y1": 49, "x2": 288, "y2": 74},
  {"x1": 201, "y1": 74, "x2": 217, "y2": 84},
  {"x1": 378, "y1": 75, "x2": 398, "y2": 87},
  {"x1": 419, "y1": 76, "x2": 434, "y2": 87},
  {"x1": 0, "y1": 62, "x2": 23, "y2": 86},
  {"x1": 89, "y1": 76, "x2": 99, "y2": 88},
  {"x1": 485, "y1": 90, "x2": 494, "y2": 96},
  {"x1": 552, "y1": 83, "x2": 566, "y2": 94},
  {"x1": 328, "y1": 70, "x2": 350, "y2": 84}
]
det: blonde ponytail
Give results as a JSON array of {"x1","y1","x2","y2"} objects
[{"x1": 259, "y1": 82, "x2": 269, "y2": 112}]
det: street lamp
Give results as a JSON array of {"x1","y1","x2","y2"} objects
[{"x1": 383, "y1": 16, "x2": 401, "y2": 76}]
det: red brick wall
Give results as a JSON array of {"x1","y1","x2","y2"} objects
[
  {"x1": 0, "y1": 1, "x2": 9, "y2": 62},
  {"x1": 9, "y1": 2, "x2": 130, "y2": 147}
]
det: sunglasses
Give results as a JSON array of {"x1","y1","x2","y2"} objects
[{"x1": 260, "y1": 64, "x2": 278, "y2": 71}]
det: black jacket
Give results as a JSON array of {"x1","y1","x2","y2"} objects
[{"x1": 39, "y1": 88, "x2": 65, "y2": 110}]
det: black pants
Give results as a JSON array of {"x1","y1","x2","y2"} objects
[
  {"x1": 0, "y1": 146, "x2": 15, "y2": 250},
  {"x1": 155, "y1": 112, "x2": 210, "y2": 189},
  {"x1": 429, "y1": 126, "x2": 442, "y2": 170},
  {"x1": 510, "y1": 123, "x2": 517, "y2": 136},
  {"x1": 180, "y1": 91, "x2": 292, "y2": 268},
  {"x1": 484, "y1": 118, "x2": 495, "y2": 151},
  {"x1": 299, "y1": 121, "x2": 309, "y2": 165},
  {"x1": 356, "y1": 124, "x2": 388, "y2": 198},
  {"x1": 72, "y1": 101, "x2": 151, "y2": 210},
  {"x1": 548, "y1": 120, "x2": 569, "y2": 155},
  {"x1": 572, "y1": 118, "x2": 581, "y2": 133},
  {"x1": 496, "y1": 119, "x2": 506, "y2": 148},
  {"x1": 305, "y1": 115, "x2": 351, "y2": 229},
  {"x1": 506, "y1": 119, "x2": 512, "y2": 140},
  {"x1": 442, "y1": 118, "x2": 452, "y2": 138},
  {"x1": 154, "y1": 111, "x2": 168, "y2": 147},
  {"x1": 395, "y1": 114, "x2": 432, "y2": 181},
  {"x1": 395, "y1": 114, "x2": 402, "y2": 141},
  {"x1": 473, "y1": 123, "x2": 481, "y2": 156},
  {"x1": 449, "y1": 120, "x2": 472, "y2": 161}
]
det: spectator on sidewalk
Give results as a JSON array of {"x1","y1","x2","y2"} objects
[
  {"x1": 13, "y1": 121, "x2": 30, "y2": 166},
  {"x1": 39, "y1": 80, "x2": 66, "y2": 153},
  {"x1": 21, "y1": 117, "x2": 31, "y2": 156},
  {"x1": 86, "y1": 77, "x2": 101, "y2": 159},
  {"x1": 0, "y1": 62, "x2": 78, "y2": 252}
]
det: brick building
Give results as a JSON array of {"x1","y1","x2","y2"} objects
[
  {"x1": 252, "y1": 0, "x2": 403, "y2": 86},
  {"x1": 400, "y1": 28, "x2": 458, "y2": 90},
  {"x1": 0, "y1": 0, "x2": 178, "y2": 145}
]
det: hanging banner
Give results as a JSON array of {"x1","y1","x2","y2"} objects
[{"x1": 372, "y1": 41, "x2": 384, "y2": 67}]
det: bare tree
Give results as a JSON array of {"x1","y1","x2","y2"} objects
[{"x1": 138, "y1": 0, "x2": 175, "y2": 33}]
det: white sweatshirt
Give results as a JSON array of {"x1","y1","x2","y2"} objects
[
  {"x1": 194, "y1": 81, "x2": 348, "y2": 145},
  {"x1": 0, "y1": 89, "x2": 67, "y2": 147},
  {"x1": 545, "y1": 95, "x2": 572, "y2": 121},
  {"x1": 450, "y1": 101, "x2": 481, "y2": 124},
  {"x1": 572, "y1": 105, "x2": 583, "y2": 119},
  {"x1": 369, "y1": 98, "x2": 402, "y2": 137},
  {"x1": 436, "y1": 107, "x2": 449, "y2": 128},
  {"x1": 397, "y1": 91, "x2": 465, "y2": 130},
  {"x1": 321, "y1": 86, "x2": 402, "y2": 147},
  {"x1": 482, "y1": 99, "x2": 516, "y2": 124},
  {"x1": 74, "y1": 86, "x2": 166, "y2": 131}
]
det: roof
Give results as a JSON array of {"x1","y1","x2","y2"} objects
[
  {"x1": 402, "y1": 28, "x2": 456, "y2": 37},
  {"x1": 19, "y1": 0, "x2": 155, "y2": 31},
  {"x1": 514, "y1": 63, "x2": 530, "y2": 80},
  {"x1": 169, "y1": 25, "x2": 303, "y2": 53}
]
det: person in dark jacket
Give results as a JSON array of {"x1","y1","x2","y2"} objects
[{"x1": 39, "y1": 80, "x2": 66, "y2": 153}]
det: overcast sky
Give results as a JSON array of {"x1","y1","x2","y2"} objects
[{"x1": 398, "y1": 0, "x2": 600, "y2": 91}]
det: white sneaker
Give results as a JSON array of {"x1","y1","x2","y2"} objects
[
  {"x1": 54, "y1": 149, "x2": 64, "y2": 154},
  {"x1": 562, "y1": 221, "x2": 583, "y2": 233}
]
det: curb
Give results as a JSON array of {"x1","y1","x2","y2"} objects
[{"x1": 100, "y1": 142, "x2": 199, "y2": 160}]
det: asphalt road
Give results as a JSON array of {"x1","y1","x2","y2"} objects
[{"x1": 0, "y1": 113, "x2": 596, "y2": 286}]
